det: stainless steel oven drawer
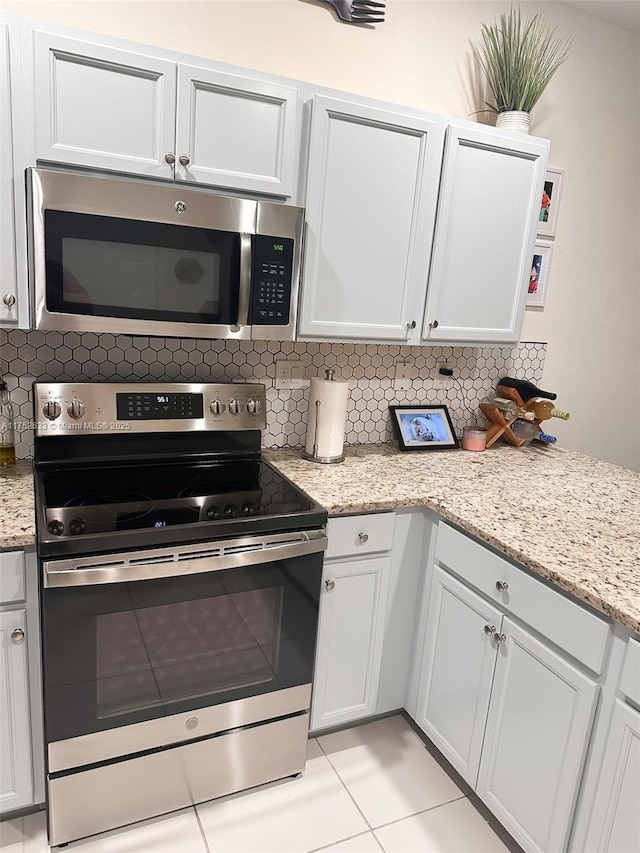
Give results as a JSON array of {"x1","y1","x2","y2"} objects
[{"x1": 48, "y1": 711, "x2": 309, "y2": 847}]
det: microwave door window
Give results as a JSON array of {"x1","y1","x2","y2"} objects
[{"x1": 44, "y1": 211, "x2": 239, "y2": 325}]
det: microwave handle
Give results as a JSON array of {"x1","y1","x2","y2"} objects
[{"x1": 236, "y1": 233, "x2": 252, "y2": 329}]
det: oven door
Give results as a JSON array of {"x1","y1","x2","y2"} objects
[{"x1": 42, "y1": 530, "x2": 326, "y2": 771}]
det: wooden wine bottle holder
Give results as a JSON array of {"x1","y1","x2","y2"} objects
[{"x1": 479, "y1": 385, "x2": 543, "y2": 449}]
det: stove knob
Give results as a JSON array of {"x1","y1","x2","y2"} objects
[
  {"x1": 241, "y1": 502, "x2": 254, "y2": 515},
  {"x1": 246, "y1": 399, "x2": 262, "y2": 415},
  {"x1": 228, "y1": 399, "x2": 244, "y2": 415},
  {"x1": 206, "y1": 506, "x2": 221, "y2": 520},
  {"x1": 48, "y1": 520, "x2": 64, "y2": 536},
  {"x1": 224, "y1": 504, "x2": 236, "y2": 517},
  {"x1": 67, "y1": 400, "x2": 86, "y2": 419},
  {"x1": 69, "y1": 518, "x2": 86, "y2": 535},
  {"x1": 209, "y1": 399, "x2": 226, "y2": 416},
  {"x1": 42, "y1": 401, "x2": 61, "y2": 420}
]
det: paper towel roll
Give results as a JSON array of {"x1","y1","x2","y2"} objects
[{"x1": 303, "y1": 371, "x2": 350, "y2": 462}]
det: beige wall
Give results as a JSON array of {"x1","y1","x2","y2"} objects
[{"x1": 4, "y1": 0, "x2": 640, "y2": 470}]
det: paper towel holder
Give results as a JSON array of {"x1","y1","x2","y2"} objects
[{"x1": 301, "y1": 368, "x2": 346, "y2": 464}]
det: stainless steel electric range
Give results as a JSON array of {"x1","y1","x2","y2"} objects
[{"x1": 33, "y1": 382, "x2": 327, "y2": 848}]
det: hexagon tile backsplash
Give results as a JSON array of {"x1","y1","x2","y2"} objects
[{"x1": 0, "y1": 330, "x2": 546, "y2": 459}]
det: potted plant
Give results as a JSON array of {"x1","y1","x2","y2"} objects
[{"x1": 472, "y1": 6, "x2": 574, "y2": 132}]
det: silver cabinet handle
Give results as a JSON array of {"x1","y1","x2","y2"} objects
[
  {"x1": 164, "y1": 153, "x2": 176, "y2": 164},
  {"x1": 494, "y1": 633, "x2": 507, "y2": 645},
  {"x1": 484, "y1": 624, "x2": 496, "y2": 636},
  {"x1": 429, "y1": 319, "x2": 439, "y2": 329},
  {"x1": 357, "y1": 532, "x2": 369, "y2": 544},
  {"x1": 407, "y1": 320, "x2": 416, "y2": 330},
  {"x1": 3, "y1": 294, "x2": 16, "y2": 307},
  {"x1": 496, "y1": 581, "x2": 509, "y2": 592},
  {"x1": 325, "y1": 579, "x2": 335, "y2": 591},
  {"x1": 179, "y1": 154, "x2": 190, "y2": 167},
  {"x1": 11, "y1": 628, "x2": 25, "y2": 644}
]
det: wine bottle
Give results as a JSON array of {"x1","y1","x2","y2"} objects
[
  {"x1": 481, "y1": 396, "x2": 535, "y2": 421},
  {"x1": 497, "y1": 377, "x2": 557, "y2": 402},
  {"x1": 511, "y1": 420, "x2": 557, "y2": 445},
  {"x1": 525, "y1": 398, "x2": 570, "y2": 421}
]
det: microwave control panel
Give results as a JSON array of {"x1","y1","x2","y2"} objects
[{"x1": 251, "y1": 235, "x2": 294, "y2": 325}]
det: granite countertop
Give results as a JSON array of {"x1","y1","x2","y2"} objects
[
  {"x1": 2, "y1": 447, "x2": 639, "y2": 634},
  {"x1": 0, "y1": 460, "x2": 36, "y2": 549},
  {"x1": 265, "y1": 444, "x2": 640, "y2": 635}
]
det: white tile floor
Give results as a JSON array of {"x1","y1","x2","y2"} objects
[{"x1": 0, "y1": 715, "x2": 519, "y2": 853}]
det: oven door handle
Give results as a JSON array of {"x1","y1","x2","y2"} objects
[{"x1": 43, "y1": 529, "x2": 328, "y2": 588}]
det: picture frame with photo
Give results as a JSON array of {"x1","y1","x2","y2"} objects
[
  {"x1": 538, "y1": 167, "x2": 565, "y2": 237},
  {"x1": 527, "y1": 239, "x2": 554, "y2": 308},
  {"x1": 389, "y1": 405, "x2": 459, "y2": 451}
]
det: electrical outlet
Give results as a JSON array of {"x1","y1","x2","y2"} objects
[
  {"x1": 275, "y1": 359, "x2": 307, "y2": 390},
  {"x1": 394, "y1": 361, "x2": 416, "y2": 390},
  {"x1": 432, "y1": 361, "x2": 454, "y2": 386}
]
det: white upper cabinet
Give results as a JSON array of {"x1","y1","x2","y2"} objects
[
  {"x1": 32, "y1": 29, "x2": 300, "y2": 196},
  {"x1": 422, "y1": 123, "x2": 549, "y2": 344},
  {"x1": 0, "y1": 21, "x2": 18, "y2": 326},
  {"x1": 34, "y1": 31, "x2": 177, "y2": 178},
  {"x1": 175, "y1": 65, "x2": 298, "y2": 195},
  {"x1": 299, "y1": 95, "x2": 445, "y2": 342}
]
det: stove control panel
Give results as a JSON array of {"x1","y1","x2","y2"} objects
[{"x1": 34, "y1": 382, "x2": 267, "y2": 435}]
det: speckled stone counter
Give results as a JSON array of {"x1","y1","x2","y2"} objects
[
  {"x1": 266, "y1": 444, "x2": 640, "y2": 635},
  {"x1": 0, "y1": 460, "x2": 36, "y2": 549}
]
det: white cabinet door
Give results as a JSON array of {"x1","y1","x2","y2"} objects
[
  {"x1": 422, "y1": 124, "x2": 549, "y2": 344},
  {"x1": 415, "y1": 567, "x2": 502, "y2": 786},
  {"x1": 299, "y1": 95, "x2": 444, "y2": 342},
  {"x1": 0, "y1": 22, "x2": 18, "y2": 326},
  {"x1": 477, "y1": 618, "x2": 597, "y2": 853},
  {"x1": 311, "y1": 556, "x2": 390, "y2": 731},
  {"x1": 34, "y1": 31, "x2": 176, "y2": 177},
  {"x1": 0, "y1": 609, "x2": 33, "y2": 813},
  {"x1": 585, "y1": 700, "x2": 640, "y2": 853},
  {"x1": 176, "y1": 65, "x2": 298, "y2": 196}
]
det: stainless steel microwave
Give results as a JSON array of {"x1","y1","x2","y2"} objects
[{"x1": 28, "y1": 168, "x2": 304, "y2": 341}]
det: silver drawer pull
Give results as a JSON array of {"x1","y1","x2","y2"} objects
[
  {"x1": 325, "y1": 579, "x2": 335, "y2": 591},
  {"x1": 358, "y1": 532, "x2": 369, "y2": 544},
  {"x1": 484, "y1": 624, "x2": 496, "y2": 636},
  {"x1": 496, "y1": 581, "x2": 509, "y2": 592},
  {"x1": 494, "y1": 633, "x2": 507, "y2": 645},
  {"x1": 179, "y1": 154, "x2": 190, "y2": 167},
  {"x1": 164, "y1": 153, "x2": 176, "y2": 164},
  {"x1": 3, "y1": 294, "x2": 16, "y2": 307},
  {"x1": 11, "y1": 628, "x2": 25, "y2": 644}
]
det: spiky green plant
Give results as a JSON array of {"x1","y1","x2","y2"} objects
[{"x1": 472, "y1": 6, "x2": 574, "y2": 114}]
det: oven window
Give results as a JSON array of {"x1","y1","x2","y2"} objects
[
  {"x1": 95, "y1": 586, "x2": 283, "y2": 719},
  {"x1": 44, "y1": 211, "x2": 239, "y2": 325},
  {"x1": 42, "y1": 554, "x2": 322, "y2": 743}
]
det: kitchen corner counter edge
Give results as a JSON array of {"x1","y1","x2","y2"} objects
[{"x1": 265, "y1": 444, "x2": 640, "y2": 636}]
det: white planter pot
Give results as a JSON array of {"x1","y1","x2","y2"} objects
[{"x1": 495, "y1": 111, "x2": 531, "y2": 133}]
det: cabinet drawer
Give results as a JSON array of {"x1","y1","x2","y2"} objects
[
  {"x1": 0, "y1": 550, "x2": 26, "y2": 604},
  {"x1": 619, "y1": 639, "x2": 640, "y2": 706},
  {"x1": 436, "y1": 524, "x2": 611, "y2": 674},
  {"x1": 325, "y1": 513, "x2": 395, "y2": 560}
]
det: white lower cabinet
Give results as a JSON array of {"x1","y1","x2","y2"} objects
[
  {"x1": 0, "y1": 608, "x2": 33, "y2": 812},
  {"x1": 414, "y1": 526, "x2": 604, "y2": 853},
  {"x1": 477, "y1": 618, "x2": 597, "y2": 853},
  {"x1": 415, "y1": 567, "x2": 502, "y2": 786},
  {"x1": 584, "y1": 699, "x2": 640, "y2": 852},
  {"x1": 311, "y1": 554, "x2": 390, "y2": 732}
]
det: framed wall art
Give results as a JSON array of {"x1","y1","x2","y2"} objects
[
  {"x1": 538, "y1": 167, "x2": 565, "y2": 237},
  {"x1": 527, "y1": 239, "x2": 554, "y2": 308},
  {"x1": 389, "y1": 405, "x2": 459, "y2": 451}
]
